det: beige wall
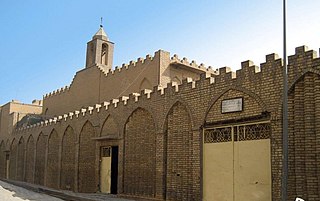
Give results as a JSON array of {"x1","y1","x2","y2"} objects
[
  {"x1": 203, "y1": 135, "x2": 271, "y2": 201},
  {"x1": 43, "y1": 51, "x2": 163, "y2": 116},
  {"x1": 0, "y1": 101, "x2": 42, "y2": 138},
  {"x1": 43, "y1": 50, "x2": 210, "y2": 117}
]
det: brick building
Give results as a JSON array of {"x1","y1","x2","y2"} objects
[{"x1": 0, "y1": 27, "x2": 319, "y2": 201}]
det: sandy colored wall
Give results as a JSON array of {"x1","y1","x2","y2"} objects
[
  {"x1": 42, "y1": 49, "x2": 210, "y2": 117},
  {"x1": 0, "y1": 102, "x2": 42, "y2": 138},
  {"x1": 43, "y1": 51, "x2": 165, "y2": 116}
]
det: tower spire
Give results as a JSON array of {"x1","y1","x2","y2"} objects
[{"x1": 85, "y1": 21, "x2": 114, "y2": 70}]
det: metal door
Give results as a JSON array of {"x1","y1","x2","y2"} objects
[
  {"x1": 100, "y1": 147, "x2": 112, "y2": 193},
  {"x1": 203, "y1": 121, "x2": 272, "y2": 201}
]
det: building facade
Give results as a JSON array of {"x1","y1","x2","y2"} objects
[{"x1": 0, "y1": 27, "x2": 319, "y2": 201}]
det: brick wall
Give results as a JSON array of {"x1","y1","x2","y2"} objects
[
  {"x1": 124, "y1": 108, "x2": 156, "y2": 197},
  {"x1": 101, "y1": 116, "x2": 119, "y2": 137},
  {"x1": 60, "y1": 126, "x2": 76, "y2": 191},
  {"x1": 46, "y1": 130, "x2": 60, "y2": 189},
  {"x1": 78, "y1": 121, "x2": 97, "y2": 193},
  {"x1": 34, "y1": 133, "x2": 46, "y2": 185},
  {"x1": 16, "y1": 137, "x2": 25, "y2": 181},
  {"x1": 0, "y1": 141, "x2": 5, "y2": 178},
  {"x1": 2, "y1": 46, "x2": 320, "y2": 200},
  {"x1": 9, "y1": 140, "x2": 17, "y2": 180},
  {"x1": 288, "y1": 72, "x2": 320, "y2": 201},
  {"x1": 165, "y1": 102, "x2": 194, "y2": 200},
  {"x1": 25, "y1": 136, "x2": 34, "y2": 183}
]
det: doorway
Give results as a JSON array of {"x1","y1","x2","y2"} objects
[
  {"x1": 6, "y1": 153, "x2": 9, "y2": 179},
  {"x1": 203, "y1": 121, "x2": 272, "y2": 201},
  {"x1": 100, "y1": 146, "x2": 118, "y2": 194}
]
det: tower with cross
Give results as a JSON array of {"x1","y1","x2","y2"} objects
[{"x1": 85, "y1": 19, "x2": 114, "y2": 72}]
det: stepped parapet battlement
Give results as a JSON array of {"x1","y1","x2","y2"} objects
[{"x1": 16, "y1": 46, "x2": 320, "y2": 133}]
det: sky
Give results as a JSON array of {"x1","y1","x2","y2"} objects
[{"x1": 0, "y1": 0, "x2": 319, "y2": 105}]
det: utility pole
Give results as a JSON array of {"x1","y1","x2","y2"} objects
[{"x1": 281, "y1": 0, "x2": 288, "y2": 200}]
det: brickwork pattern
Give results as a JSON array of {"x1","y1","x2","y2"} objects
[
  {"x1": 9, "y1": 140, "x2": 17, "y2": 180},
  {"x1": 206, "y1": 89, "x2": 263, "y2": 122},
  {"x1": 0, "y1": 141, "x2": 6, "y2": 178},
  {"x1": 101, "y1": 116, "x2": 119, "y2": 137},
  {"x1": 16, "y1": 137, "x2": 25, "y2": 181},
  {"x1": 78, "y1": 121, "x2": 97, "y2": 193},
  {"x1": 60, "y1": 126, "x2": 76, "y2": 191},
  {"x1": 166, "y1": 102, "x2": 193, "y2": 201},
  {"x1": 25, "y1": 136, "x2": 34, "y2": 183},
  {"x1": 2, "y1": 46, "x2": 320, "y2": 201},
  {"x1": 288, "y1": 72, "x2": 320, "y2": 200},
  {"x1": 124, "y1": 108, "x2": 156, "y2": 197},
  {"x1": 46, "y1": 130, "x2": 60, "y2": 189},
  {"x1": 34, "y1": 133, "x2": 46, "y2": 185}
]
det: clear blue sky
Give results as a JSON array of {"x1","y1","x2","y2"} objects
[{"x1": 0, "y1": 0, "x2": 319, "y2": 105}]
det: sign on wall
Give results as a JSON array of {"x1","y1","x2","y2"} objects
[{"x1": 221, "y1": 97, "x2": 243, "y2": 113}]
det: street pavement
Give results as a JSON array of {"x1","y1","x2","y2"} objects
[{"x1": 0, "y1": 180, "x2": 138, "y2": 201}]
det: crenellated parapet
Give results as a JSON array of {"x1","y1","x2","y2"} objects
[
  {"x1": 288, "y1": 45, "x2": 320, "y2": 86},
  {"x1": 170, "y1": 54, "x2": 218, "y2": 75},
  {"x1": 12, "y1": 46, "x2": 320, "y2": 136},
  {"x1": 43, "y1": 52, "x2": 156, "y2": 100},
  {"x1": 43, "y1": 85, "x2": 70, "y2": 99},
  {"x1": 99, "y1": 53, "x2": 155, "y2": 77}
]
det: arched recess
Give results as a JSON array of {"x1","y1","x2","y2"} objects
[
  {"x1": 78, "y1": 121, "x2": 96, "y2": 193},
  {"x1": 101, "y1": 43, "x2": 108, "y2": 65},
  {"x1": 61, "y1": 126, "x2": 76, "y2": 191},
  {"x1": 100, "y1": 115, "x2": 119, "y2": 137},
  {"x1": 16, "y1": 137, "x2": 25, "y2": 181},
  {"x1": 35, "y1": 133, "x2": 46, "y2": 185},
  {"x1": 46, "y1": 129, "x2": 60, "y2": 189},
  {"x1": 9, "y1": 139, "x2": 17, "y2": 180},
  {"x1": 287, "y1": 72, "x2": 320, "y2": 200},
  {"x1": 25, "y1": 135, "x2": 35, "y2": 183},
  {"x1": 124, "y1": 108, "x2": 156, "y2": 197},
  {"x1": 0, "y1": 141, "x2": 6, "y2": 178},
  {"x1": 203, "y1": 88, "x2": 272, "y2": 201},
  {"x1": 205, "y1": 88, "x2": 264, "y2": 123},
  {"x1": 165, "y1": 101, "x2": 193, "y2": 200},
  {"x1": 139, "y1": 78, "x2": 152, "y2": 91}
]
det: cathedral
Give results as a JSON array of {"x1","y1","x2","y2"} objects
[{"x1": 0, "y1": 26, "x2": 319, "y2": 201}]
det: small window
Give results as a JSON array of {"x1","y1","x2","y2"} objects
[{"x1": 101, "y1": 147, "x2": 111, "y2": 157}]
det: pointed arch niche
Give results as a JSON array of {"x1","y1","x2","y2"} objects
[
  {"x1": 0, "y1": 141, "x2": 6, "y2": 178},
  {"x1": 9, "y1": 139, "x2": 17, "y2": 180},
  {"x1": 16, "y1": 137, "x2": 25, "y2": 181},
  {"x1": 35, "y1": 133, "x2": 46, "y2": 185},
  {"x1": 25, "y1": 135, "x2": 35, "y2": 183},
  {"x1": 46, "y1": 129, "x2": 60, "y2": 189},
  {"x1": 61, "y1": 126, "x2": 76, "y2": 191},
  {"x1": 287, "y1": 72, "x2": 320, "y2": 200},
  {"x1": 78, "y1": 121, "x2": 96, "y2": 193},
  {"x1": 124, "y1": 108, "x2": 156, "y2": 197},
  {"x1": 164, "y1": 101, "x2": 193, "y2": 200},
  {"x1": 101, "y1": 115, "x2": 119, "y2": 138},
  {"x1": 205, "y1": 89, "x2": 264, "y2": 123}
]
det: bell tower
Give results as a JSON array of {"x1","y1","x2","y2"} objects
[{"x1": 85, "y1": 25, "x2": 114, "y2": 71}]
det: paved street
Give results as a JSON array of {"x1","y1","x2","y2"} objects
[
  {"x1": 0, "y1": 180, "x2": 63, "y2": 201},
  {"x1": 0, "y1": 180, "x2": 137, "y2": 201}
]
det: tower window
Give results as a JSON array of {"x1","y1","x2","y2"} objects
[{"x1": 101, "y1": 43, "x2": 108, "y2": 65}]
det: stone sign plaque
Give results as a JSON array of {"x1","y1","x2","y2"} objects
[{"x1": 221, "y1": 97, "x2": 243, "y2": 113}]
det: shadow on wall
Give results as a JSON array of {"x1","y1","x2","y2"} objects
[{"x1": 0, "y1": 181, "x2": 62, "y2": 201}]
